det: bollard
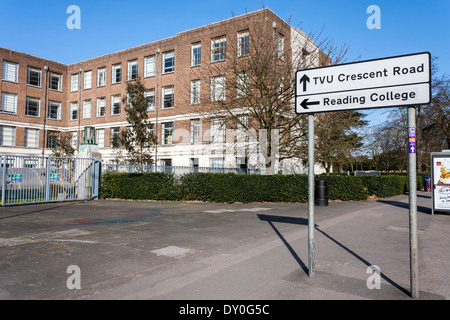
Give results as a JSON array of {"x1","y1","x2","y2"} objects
[{"x1": 315, "y1": 179, "x2": 329, "y2": 206}]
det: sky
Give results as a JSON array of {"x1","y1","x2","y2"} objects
[{"x1": 0, "y1": 0, "x2": 449, "y2": 126}]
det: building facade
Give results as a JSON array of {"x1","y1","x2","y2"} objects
[{"x1": 0, "y1": 8, "x2": 317, "y2": 172}]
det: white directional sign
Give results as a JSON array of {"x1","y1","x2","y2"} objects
[{"x1": 295, "y1": 52, "x2": 431, "y2": 114}]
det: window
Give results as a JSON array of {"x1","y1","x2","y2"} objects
[
  {"x1": 210, "y1": 75, "x2": 226, "y2": 102},
  {"x1": 27, "y1": 67, "x2": 41, "y2": 87},
  {"x1": 2, "y1": 61, "x2": 18, "y2": 82},
  {"x1": 237, "y1": 71, "x2": 248, "y2": 98},
  {"x1": 71, "y1": 73, "x2": 79, "y2": 92},
  {"x1": 278, "y1": 33, "x2": 285, "y2": 60},
  {"x1": 83, "y1": 100, "x2": 91, "y2": 119},
  {"x1": 144, "y1": 89, "x2": 155, "y2": 111},
  {"x1": 96, "y1": 97, "x2": 106, "y2": 117},
  {"x1": 211, "y1": 35, "x2": 226, "y2": 62},
  {"x1": 49, "y1": 72, "x2": 62, "y2": 91},
  {"x1": 70, "y1": 102, "x2": 78, "y2": 120},
  {"x1": 127, "y1": 59, "x2": 138, "y2": 80},
  {"x1": 96, "y1": 129, "x2": 105, "y2": 148},
  {"x1": 162, "y1": 122, "x2": 173, "y2": 145},
  {"x1": 111, "y1": 127, "x2": 120, "y2": 148},
  {"x1": 1, "y1": 92, "x2": 17, "y2": 114},
  {"x1": 25, "y1": 128, "x2": 39, "y2": 148},
  {"x1": 210, "y1": 157, "x2": 225, "y2": 169},
  {"x1": 112, "y1": 64, "x2": 121, "y2": 84},
  {"x1": 0, "y1": 126, "x2": 15, "y2": 146},
  {"x1": 163, "y1": 50, "x2": 175, "y2": 73},
  {"x1": 97, "y1": 67, "x2": 106, "y2": 87},
  {"x1": 69, "y1": 131, "x2": 77, "y2": 149},
  {"x1": 162, "y1": 85, "x2": 174, "y2": 109},
  {"x1": 210, "y1": 117, "x2": 225, "y2": 143},
  {"x1": 237, "y1": 30, "x2": 250, "y2": 57},
  {"x1": 191, "y1": 42, "x2": 201, "y2": 66},
  {"x1": 84, "y1": 70, "x2": 92, "y2": 89},
  {"x1": 48, "y1": 101, "x2": 61, "y2": 120},
  {"x1": 190, "y1": 79, "x2": 200, "y2": 105},
  {"x1": 111, "y1": 95, "x2": 121, "y2": 115},
  {"x1": 237, "y1": 114, "x2": 248, "y2": 142},
  {"x1": 47, "y1": 131, "x2": 59, "y2": 149},
  {"x1": 144, "y1": 55, "x2": 155, "y2": 77},
  {"x1": 26, "y1": 97, "x2": 40, "y2": 117},
  {"x1": 190, "y1": 119, "x2": 200, "y2": 144}
]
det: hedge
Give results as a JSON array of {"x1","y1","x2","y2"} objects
[{"x1": 100, "y1": 172, "x2": 429, "y2": 203}]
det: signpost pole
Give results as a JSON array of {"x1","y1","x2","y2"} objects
[
  {"x1": 308, "y1": 113, "x2": 315, "y2": 277},
  {"x1": 407, "y1": 106, "x2": 419, "y2": 299}
]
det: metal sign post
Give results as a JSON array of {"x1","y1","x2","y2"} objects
[
  {"x1": 295, "y1": 52, "x2": 431, "y2": 297},
  {"x1": 407, "y1": 107, "x2": 419, "y2": 299},
  {"x1": 308, "y1": 113, "x2": 315, "y2": 277}
]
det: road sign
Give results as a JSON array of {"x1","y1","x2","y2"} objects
[{"x1": 295, "y1": 52, "x2": 431, "y2": 114}]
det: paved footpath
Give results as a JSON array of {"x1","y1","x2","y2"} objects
[{"x1": 0, "y1": 191, "x2": 449, "y2": 301}]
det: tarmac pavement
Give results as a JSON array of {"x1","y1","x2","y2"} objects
[{"x1": 0, "y1": 191, "x2": 449, "y2": 302}]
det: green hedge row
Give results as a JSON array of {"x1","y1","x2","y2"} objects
[{"x1": 100, "y1": 172, "x2": 427, "y2": 203}]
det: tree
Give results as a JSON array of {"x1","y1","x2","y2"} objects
[
  {"x1": 114, "y1": 77, "x2": 156, "y2": 165},
  {"x1": 186, "y1": 10, "x2": 349, "y2": 172},
  {"x1": 314, "y1": 111, "x2": 368, "y2": 174},
  {"x1": 51, "y1": 132, "x2": 75, "y2": 158}
]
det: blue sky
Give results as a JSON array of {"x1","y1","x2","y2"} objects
[{"x1": 1, "y1": 0, "x2": 448, "y2": 126}]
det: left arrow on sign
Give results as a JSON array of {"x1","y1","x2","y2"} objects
[{"x1": 300, "y1": 98, "x2": 320, "y2": 109}]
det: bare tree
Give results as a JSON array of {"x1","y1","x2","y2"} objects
[{"x1": 183, "y1": 10, "x2": 350, "y2": 172}]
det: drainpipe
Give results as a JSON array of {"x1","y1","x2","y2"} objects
[
  {"x1": 77, "y1": 68, "x2": 82, "y2": 152},
  {"x1": 41, "y1": 66, "x2": 49, "y2": 157},
  {"x1": 154, "y1": 48, "x2": 160, "y2": 169}
]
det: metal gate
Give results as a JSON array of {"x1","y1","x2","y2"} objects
[{"x1": 1, "y1": 155, "x2": 101, "y2": 206}]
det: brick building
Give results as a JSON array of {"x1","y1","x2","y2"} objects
[{"x1": 0, "y1": 8, "x2": 318, "y2": 172}]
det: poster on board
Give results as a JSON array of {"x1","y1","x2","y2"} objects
[{"x1": 431, "y1": 152, "x2": 450, "y2": 214}]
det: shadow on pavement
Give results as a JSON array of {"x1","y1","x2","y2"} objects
[
  {"x1": 376, "y1": 199, "x2": 432, "y2": 215},
  {"x1": 257, "y1": 213, "x2": 411, "y2": 298}
]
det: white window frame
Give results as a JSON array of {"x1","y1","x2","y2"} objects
[
  {"x1": 144, "y1": 89, "x2": 155, "y2": 111},
  {"x1": 2, "y1": 61, "x2": 19, "y2": 83},
  {"x1": 162, "y1": 50, "x2": 175, "y2": 74},
  {"x1": 96, "y1": 128, "x2": 105, "y2": 148},
  {"x1": 26, "y1": 96, "x2": 40, "y2": 117},
  {"x1": 49, "y1": 72, "x2": 62, "y2": 91},
  {"x1": 84, "y1": 70, "x2": 92, "y2": 89},
  {"x1": 25, "y1": 128, "x2": 39, "y2": 148},
  {"x1": 70, "y1": 102, "x2": 78, "y2": 120},
  {"x1": 162, "y1": 122, "x2": 173, "y2": 145},
  {"x1": 191, "y1": 42, "x2": 201, "y2": 67},
  {"x1": 48, "y1": 101, "x2": 61, "y2": 120},
  {"x1": 110, "y1": 127, "x2": 120, "y2": 148},
  {"x1": 1, "y1": 92, "x2": 18, "y2": 114},
  {"x1": 111, "y1": 95, "x2": 121, "y2": 115},
  {"x1": 96, "y1": 97, "x2": 106, "y2": 117},
  {"x1": 0, "y1": 126, "x2": 15, "y2": 147},
  {"x1": 144, "y1": 55, "x2": 155, "y2": 78},
  {"x1": 210, "y1": 117, "x2": 225, "y2": 143},
  {"x1": 112, "y1": 63, "x2": 121, "y2": 84},
  {"x1": 82, "y1": 99, "x2": 91, "y2": 119},
  {"x1": 127, "y1": 59, "x2": 138, "y2": 81},
  {"x1": 27, "y1": 66, "x2": 42, "y2": 87},
  {"x1": 190, "y1": 119, "x2": 201, "y2": 144},
  {"x1": 237, "y1": 30, "x2": 250, "y2": 57},
  {"x1": 71, "y1": 73, "x2": 79, "y2": 92},
  {"x1": 211, "y1": 35, "x2": 226, "y2": 62},
  {"x1": 97, "y1": 67, "x2": 106, "y2": 87},
  {"x1": 162, "y1": 85, "x2": 174, "y2": 109},
  {"x1": 190, "y1": 79, "x2": 201, "y2": 105},
  {"x1": 278, "y1": 33, "x2": 285, "y2": 60},
  {"x1": 210, "y1": 75, "x2": 226, "y2": 102},
  {"x1": 69, "y1": 131, "x2": 77, "y2": 149}
]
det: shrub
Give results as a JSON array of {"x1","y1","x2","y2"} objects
[{"x1": 100, "y1": 172, "x2": 423, "y2": 203}]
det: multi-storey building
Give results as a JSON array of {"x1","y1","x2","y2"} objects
[{"x1": 0, "y1": 8, "x2": 317, "y2": 172}]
